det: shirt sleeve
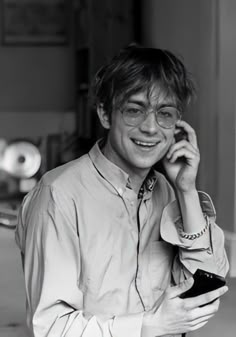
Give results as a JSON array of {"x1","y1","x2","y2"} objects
[
  {"x1": 160, "y1": 191, "x2": 229, "y2": 280},
  {"x1": 15, "y1": 183, "x2": 144, "y2": 337}
]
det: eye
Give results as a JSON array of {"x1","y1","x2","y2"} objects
[
  {"x1": 125, "y1": 108, "x2": 143, "y2": 116},
  {"x1": 158, "y1": 108, "x2": 176, "y2": 119}
]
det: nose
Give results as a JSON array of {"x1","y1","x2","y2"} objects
[{"x1": 139, "y1": 111, "x2": 159, "y2": 134}]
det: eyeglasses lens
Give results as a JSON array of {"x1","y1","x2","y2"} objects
[{"x1": 122, "y1": 107, "x2": 180, "y2": 128}]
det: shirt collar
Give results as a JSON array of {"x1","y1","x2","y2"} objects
[
  {"x1": 89, "y1": 139, "x2": 158, "y2": 197},
  {"x1": 89, "y1": 140, "x2": 129, "y2": 196}
]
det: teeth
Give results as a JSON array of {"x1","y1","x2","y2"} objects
[{"x1": 134, "y1": 140, "x2": 156, "y2": 147}]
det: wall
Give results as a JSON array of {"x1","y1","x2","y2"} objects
[
  {"x1": 141, "y1": 0, "x2": 236, "y2": 233},
  {"x1": 0, "y1": 34, "x2": 76, "y2": 141},
  {"x1": 217, "y1": 0, "x2": 236, "y2": 234},
  {"x1": 141, "y1": 0, "x2": 217, "y2": 195}
]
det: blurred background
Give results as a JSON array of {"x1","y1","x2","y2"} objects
[{"x1": 0, "y1": 0, "x2": 235, "y2": 336}]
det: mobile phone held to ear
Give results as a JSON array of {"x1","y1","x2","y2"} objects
[{"x1": 180, "y1": 269, "x2": 226, "y2": 298}]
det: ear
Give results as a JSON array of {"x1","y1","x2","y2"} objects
[{"x1": 96, "y1": 104, "x2": 111, "y2": 129}]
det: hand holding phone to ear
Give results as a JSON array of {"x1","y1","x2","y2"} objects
[{"x1": 163, "y1": 120, "x2": 200, "y2": 193}]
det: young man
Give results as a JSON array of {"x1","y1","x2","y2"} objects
[{"x1": 16, "y1": 46, "x2": 229, "y2": 337}]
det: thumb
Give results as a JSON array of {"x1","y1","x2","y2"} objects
[{"x1": 169, "y1": 277, "x2": 194, "y2": 299}]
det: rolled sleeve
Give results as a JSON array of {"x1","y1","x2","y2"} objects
[
  {"x1": 160, "y1": 191, "x2": 229, "y2": 277},
  {"x1": 160, "y1": 191, "x2": 214, "y2": 249}
]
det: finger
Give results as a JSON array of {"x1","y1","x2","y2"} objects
[
  {"x1": 167, "y1": 140, "x2": 199, "y2": 159},
  {"x1": 186, "y1": 286, "x2": 228, "y2": 309},
  {"x1": 176, "y1": 120, "x2": 198, "y2": 148},
  {"x1": 189, "y1": 298, "x2": 220, "y2": 319},
  {"x1": 183, "y1": 298, "x2": 221, "y2": 333},
  {"x1": 184, "y1": 312, "x2": 214, "y2": 333},
  {"x1": 190, "y1": 313, "x2": 215, "y2": 325},
  {"x1": 167, "y1": 148, "x2": 199, "y2": 164},
  {"x1": 198, "y1": 286, "x2": 228, "y2": 307},
  {"x1": 188, "y1": 319, "x2": 209, "y2": 332},
  {"x1": 168, "y1": 277, "x2": 194, "y2": 298}
]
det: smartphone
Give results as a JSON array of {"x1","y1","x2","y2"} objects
[{"x1": 180, "y1": 269, "x2": 226, "y2": 298}]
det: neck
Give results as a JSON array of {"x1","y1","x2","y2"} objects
[
  {"x1": 129, "y1": 173, "x2": 147, "y2": 195},
  {"x1": 101, "y1": 141, "x2": 150, "y2": 195}
]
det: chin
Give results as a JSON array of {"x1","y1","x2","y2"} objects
[{"x1": 133, "y1": 158, "x2": 160, "y2": 171}]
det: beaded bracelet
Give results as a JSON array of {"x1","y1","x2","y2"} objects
[{"x1": 178, "y1": 214, "x2": 210, "y2": 240}]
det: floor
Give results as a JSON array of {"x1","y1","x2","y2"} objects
[{"x1": 0, "y1": 225, "x2": 235, "y2": 337}]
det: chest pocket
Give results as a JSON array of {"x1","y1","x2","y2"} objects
[{"x1": 149, "y1": 240, "x2": 175, "y2": 291}]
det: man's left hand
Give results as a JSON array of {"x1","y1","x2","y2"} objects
[{"x1": 163, "y1": 120, "x2": 200, "y2": 193}]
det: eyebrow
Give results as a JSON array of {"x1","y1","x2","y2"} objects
[
  {"x1": 126, "y1": 99, "x2": 177, "y2": 109},
  {"x1": 126, "y1": 99, "x2": 146, "y2": 107}
]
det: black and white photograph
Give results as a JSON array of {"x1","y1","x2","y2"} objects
[
  {"x1": 1, "y1": 0, "x2": 69, "y2": 45},
  {"x1": 0, "y1": 1, "x2": 235, "y2": 337}
]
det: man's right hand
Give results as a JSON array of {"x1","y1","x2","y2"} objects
[{"x1": 141, "y1": 277, "x2": 228, "y2": 337}]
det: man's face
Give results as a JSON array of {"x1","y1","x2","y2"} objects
[{"x1": 101, "y1": 87, "x2": 177, "y2": 177}]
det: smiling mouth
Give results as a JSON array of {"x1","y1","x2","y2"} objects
[{"x1": 132, "y1": 139, "x2": 159, "y2": 148}]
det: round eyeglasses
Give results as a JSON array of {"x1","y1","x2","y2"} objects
[{"x1": 121, "y1": 106, "x2": 181, "y2": 129}]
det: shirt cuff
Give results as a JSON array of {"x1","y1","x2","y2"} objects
[
  {"x1": 112, "y1": 312, "x2": 144, "y2": 337},
  {"x1": 160, "y1": 191, "x2": 215, "y2": 249}
]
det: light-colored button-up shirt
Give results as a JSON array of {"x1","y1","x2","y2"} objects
[{"x1": 15, "y1": 141, "x2": 229, "y2": 337}]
